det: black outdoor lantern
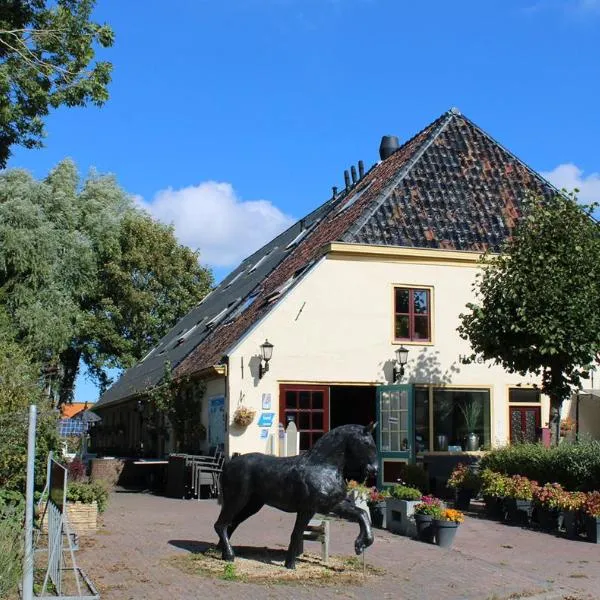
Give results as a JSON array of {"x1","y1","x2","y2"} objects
[
  {"x1": 393, "y1": 345, "x2": 409, "y2": 383},
  {"x1": 259, "y1": 339, "x2": 274, "y2": 378}
]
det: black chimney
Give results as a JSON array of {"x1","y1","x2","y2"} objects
[
  {"x1": 350, "y1": 165, "x2": 357, "y2": 184},
  {"x1": 358, "y1": 160, "x2": 365, "y2": 179},
  {"x1": 379, "y1": 135, "x2": 400, "y2": 160},
  {"x1": 332, "y1": 186, "x2": 338, "y2": 199},
  {"x1": 344, "y1": 170, "x2": 351, "y2": 190}
]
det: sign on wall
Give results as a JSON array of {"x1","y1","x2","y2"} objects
[
  {"x1": 262, "y1": 393, "x2": 272, "y2": 410},
  {"x1": 258, "y1": 412, "x2": 275, "y2": 427}
]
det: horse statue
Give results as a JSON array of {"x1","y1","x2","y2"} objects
[{"x1": 214, "y1": 422, "x2": 378, "y2": 569}]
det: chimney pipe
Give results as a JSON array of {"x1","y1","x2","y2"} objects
[
  {"x1": 332, "y1": 186, "x2": 338, "y2": 199},
  {"x1": 344, "y1": 170, "x2": 351, "y2": 190},
  {"x1": 351, "y1": 165, "x2": 357, "y2": 184},
  {"x1": 358, "y1": 160, "x2": 365, "y2": 179},
  {"x1": 379, "y1": 135, "x2": 400, "y2": 160}
]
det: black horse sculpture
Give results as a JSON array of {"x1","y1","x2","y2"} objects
[{"x1": 214, "y1": 423, "x2": 378, "y2": 569}]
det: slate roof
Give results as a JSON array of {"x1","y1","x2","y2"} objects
[{"x1": 96, "y1": 108, "x2": 557, "y2": 409}]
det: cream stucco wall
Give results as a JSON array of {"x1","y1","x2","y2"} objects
[{"x1": 225, "y1": 249, "x2": 549, "y2": 455}]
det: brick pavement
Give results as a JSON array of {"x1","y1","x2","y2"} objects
[{"x1": 77, "y1": 492, "x2": 600, "y2": 600}]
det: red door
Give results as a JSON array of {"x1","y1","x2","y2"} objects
[
  {"x1": 509, "y1": 406, "x2": 541, "y2": 444},
  {"x1": 279, "y1": 384, "x2": 329, "y2": 451}
]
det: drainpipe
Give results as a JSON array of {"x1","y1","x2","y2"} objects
[
  {"x1": 575, "y1": 391, "x2": 580, "y2": 441},
  {"x1": 223, "y1": 356, "x2": 230, "y2": 457}
]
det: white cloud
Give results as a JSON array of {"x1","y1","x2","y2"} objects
[
  {"x1": 135, "y1": 182, "x2": 295, "y2": 267},
  {"x1": 541, "y1": 163, "x2": 600, "y2": 204}
]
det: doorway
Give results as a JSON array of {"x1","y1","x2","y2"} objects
[
  {"x1": 329, "y1": 385, "x2": 376, "y2": 430},
  {"x1": 509, "y1": 405, "x2": 541, "y2": 444}
]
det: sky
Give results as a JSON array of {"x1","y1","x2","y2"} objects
[{"x1": 7, "y1": 0, "x2": 600, "y2": 402}]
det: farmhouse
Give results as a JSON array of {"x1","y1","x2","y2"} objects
[{"x1": 93, "y1": 107, "x2": 589, "y2": 483}]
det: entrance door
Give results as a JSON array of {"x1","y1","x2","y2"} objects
[
  {"x1": 377, "y1": 385, "x2": 414, "y2": 487},
  {"x1": 509, "y1": 405, "x2": 541, "y2": 444}
]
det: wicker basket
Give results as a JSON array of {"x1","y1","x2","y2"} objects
[{"x1": 233, "y1": 407, "x2": 256, "y2": 427}]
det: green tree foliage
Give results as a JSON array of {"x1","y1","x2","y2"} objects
[
  {"x1": 0, "y1": 160, "x2": 213, "y2": 404},
  {"x1": 0, "y1": 0, "x2": 113, "y2": 166},
  {"x1": 459, "y1": 192, "x2": 600, "y2": 444}
]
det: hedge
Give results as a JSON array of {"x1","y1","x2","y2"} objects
[{"x1": 479, "y1": 441, "x2": 600, "y2": 492}]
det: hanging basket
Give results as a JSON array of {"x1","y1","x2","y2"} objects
[{"x1": 233, "y1": 407, "x2": 256, "y2": 427}]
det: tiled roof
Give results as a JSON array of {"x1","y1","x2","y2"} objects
[{"x1": 96, "y1": 109, "x2": 557, "y2": 409}]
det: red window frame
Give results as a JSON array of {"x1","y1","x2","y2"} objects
[
  {"x1": 279, "y1": 384, "x2": 329, "y2": 452},
  {"x1": 394, "y1": 287, "x2": 431, "y2": 342}
]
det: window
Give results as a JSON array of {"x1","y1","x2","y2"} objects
[
  {"x1": 414, "y1": 387, "x2": 491, "y2": 452},
  {"x1": 394, "y1": 287, "x2": 431, "y2": 342},
  {"x1": 279, "y1": 385, "x2": 329, "y2": 451},
  {"x1": 509, "y1": 388, "x2": 541, "y2": 403}
]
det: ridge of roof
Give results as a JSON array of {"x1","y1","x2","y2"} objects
[{"x1": 342, "y1": 110, "x2": 455, "y2": 241}]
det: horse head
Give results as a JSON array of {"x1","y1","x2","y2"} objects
[{"x1": 343, "y1": 422, "x2": 379, "y2": 482}]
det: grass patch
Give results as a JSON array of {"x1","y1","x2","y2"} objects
[{"x1": 166, "y1": 546, "x2": 384, "y2": 586}]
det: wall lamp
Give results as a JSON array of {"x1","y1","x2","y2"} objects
[
  {"x1": 259, "y1": 339, "x2": 274, "y2": 379},
  {"x1": 392, "y1": 345, "x2": 409, "y2": 383}
]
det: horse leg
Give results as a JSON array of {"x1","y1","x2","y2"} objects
[
  {"x1": 285, "y1": 510, "x2": 314, "y2": 570},
  {"x1": 330, "y1": 497, "x2": 374, "y2": 555},
  {"x1": 214, "y1": 494, "x2": 250, "y2": 562},
  {"x1": 225, "y1": 496, "x2": 264, "y2": 542}
]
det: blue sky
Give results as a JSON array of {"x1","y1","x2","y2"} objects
[{"x1": 7, "y1": 0, "x2": 600, "y2": 402}]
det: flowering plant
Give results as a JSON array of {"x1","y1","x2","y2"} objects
[
  {"x1": 504, "y1": 475, "x2": 539, "y2": 501},
  {"x1": 414, "y1": 495, "x2": 443, "y2": 517},
  {"x1": 437, "y1": 508, "x2": 464, "y2": 524},
  {"x1": 233, "y1": 406, "x2": 256, "y2": 427},
  {"x1": 532, "y1": 483, "x2": 565, "y2": 510},
  {"x1": 367, "y1": 487, "x2": 390, "y2": 506},
  {"x1": 559, "y1": 417, "x2": 576, "y2": 436},
  {"x1": 346, "y1": 480, "x2": 371, "y2": 500},
  {"x1": 447, "y1": 463, "x2": 481, "y2": 492},
  {"x1": 583, "y1": 491, "x2": 600, "y2": 517},
  {"x1": 557, "y1": 491, "x2": 587, "y2": 512},
  {"x1": 480, "y1": 469, "x2": 509, "y2": 497}
]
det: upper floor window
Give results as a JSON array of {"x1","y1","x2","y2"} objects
[{"x1": 394, "y1": 287, "x2": 431, "y2": 342}]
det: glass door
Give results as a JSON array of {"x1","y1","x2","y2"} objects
[{"x1": 377, "y1": 384, "x2": 414, "y2": 486}]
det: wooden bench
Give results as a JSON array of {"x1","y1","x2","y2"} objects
[{"x1": 303, "y1": 519, "x2": 330, "y2": 563}]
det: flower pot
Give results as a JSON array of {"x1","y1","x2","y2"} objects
[
  {"x1": 369, "y1": 501, "x2": 386, "y2": 529},
  {"x1": 433, "y1": 519, "x2": 459, "y2": 548},
  {"x1": 483, "y1": 495, "x2": 504, "y2": 520},
  {"x1": 464, "y1": 433, "x2": 480, "y2": 451},
  {"x1": 562, "y1": 510, "x2": 581, "y2": 540},
  {"x1": 585, "y1": 515, "x2": 600, "y2": 544},
  {"x1": 535, "y1": 506, "x2": 560, "y2": 531},
  {"x1": 454, "y1": 489, "x2": 473, "y2": 511},
  {"x1": 386, "y1": 498, "x2": 419, "y2": 537},
  {"x1": 504, "y1": 498, "x2": 532, "y2": 525},
  {"x1": 414, "y1": 513, "x2": 435, "y2": 543}
]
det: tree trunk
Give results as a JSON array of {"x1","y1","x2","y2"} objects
[
  {"x1": 58, "y1": 347, "x2": 82, "y2": 407},
  {"x1": 549, "y1": 395, "x2": 562, "y2": 447}
]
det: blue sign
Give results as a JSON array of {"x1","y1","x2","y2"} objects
[
  {"x1": 260, "y1": 429, "x2": 269, "y2": 439},
  {"x1": 258, "y1": 412, "x2": 275, "y2": 427}
]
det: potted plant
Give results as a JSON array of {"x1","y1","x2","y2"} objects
[
  {"x1": 480, "y1": 469, "x2": 508, "y2": 520},
  {"x1": 558, "y1": 491, "x2": 586, "y2": 540},
  {"x1": 433, "y1": 508, "x2": 464, "y2": 548},
  {"x1": 583, "y1": 491, "x2": 600, "y2": 544},
  {"x1": 413, "y1": 495, "x2": 443, "y2": 543},
  {"x1": 533, "y1": 483, "x2": 564, "y2": 531},
  {"x1": 447, "y1": 463, "x2": 481, "y2": 511},
  {"x1": 457, "y1": 397, "x2": 482, "y2": 451},
  {"x1": 386, "y1": 484, "x2": 422, "y2": 536},
  {"x1": 367, "y1": 487, "x2": 389, "y2": 529},
  {"x1": 232, "y1": 406, "x2": 256, "y2": 427},
  {"x1": 63, "y1": 481, "x2": 109, "y2": 535},
  {"x1": 503, "y1": 475, "x2": 538, "y2": 525}
]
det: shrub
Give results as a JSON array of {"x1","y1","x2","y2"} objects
[
  {"x1": 479, "y1": 441, "x2": 600, "y2": 491},
  {"x1": 67, "y1": 481, "x2": 109, "y2": 513},
  {"x1": 583, "y1": 491, "x2": 600, "y2": 518},
  {"x1": 533, "y1": 483, "x2": 565, "y2": 510},
  {"x1": 395, "y1": 464, "x2": 430, "y2": 493},
  {"x1": 367, "y1": 487, "x2": 389, "y2": 506},
  {"x1": 389, "y1": 484, "x2": 421, "y2": 501},
  {"x1": 67, "y1": 458, "x2": 87, "y2": 482},
  {"x1": 0, "y1": 504, "x2": 23, "y2": 599},
  {"x1": 557, "y1": 491, "x2": 587, "y2": 512}
]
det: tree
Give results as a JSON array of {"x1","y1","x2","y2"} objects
[
  {"x1": 458, "y1": 192, "x2": 600, "y2": 445},
  {"x1": 0, "y1": 160, "x2": 213, "y2": 404},
  {"x1": 0, "y1": 0, "x2": 113, "y2": 166}
]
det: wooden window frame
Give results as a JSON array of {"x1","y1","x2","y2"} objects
[{"x1": 393, "y1": 287, "x2": 432, "y2": 343}]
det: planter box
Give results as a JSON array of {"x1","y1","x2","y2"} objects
[
  {"x1": 585, "y1": 515, "x2": 600, "y2": 544},
  {"x1": 504, "y1": 498, "x2": 532, "y2": 525},
  {"x1": 369, "y1": 502, "x2": 386, "y2": 529},
  {"x1": 386, "y1": 498, "x2": 419, "y2": 537}
]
